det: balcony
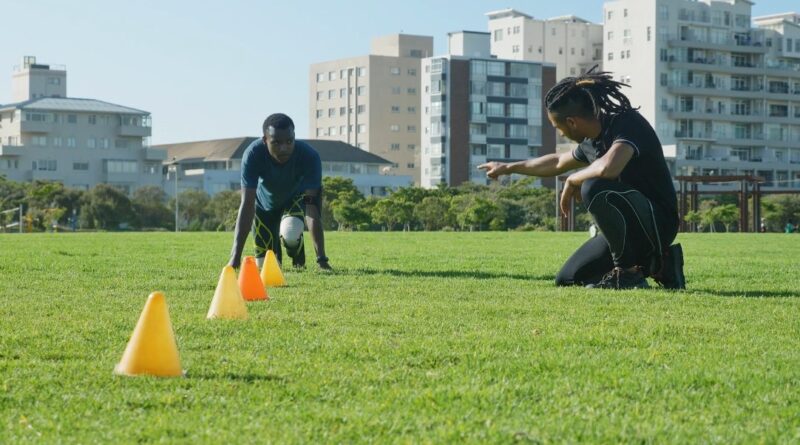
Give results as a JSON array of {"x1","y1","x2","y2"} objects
[
  {"x1": 674, "y1": 131, "x2": 715, "y2": 141},
  {"x1": 119, "y1": 124, "x2": 152, "y2": 137},
  {"x1": 0, "y1": 145, "x2": 24, "y2": 156},
  {"x1": 141, "y1": 148, "x2": 166, "y2": 161},
  {"x1": 668, "y1": 36, "x2": 767, "y2": 54},
  {"x1": 20, "y1": 121, "x2": 53, "y2": 133}
]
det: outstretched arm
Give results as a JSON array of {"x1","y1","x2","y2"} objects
[
  {"x1": 478, "y1": 151, "x2": 587, "y2": 180},
  {"x1": 228, "y1": 188, "x2": 257, "y2": 268},
  {"x1": 304, "y1": 189, "x2": 331, "y2": 270}
]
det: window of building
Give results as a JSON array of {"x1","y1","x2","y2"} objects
[
  {"x1": 328, "y1": 71, "x2": 337, "y2": 81},
  {"x1": 607, "y1": 10, "x2": 613, "y2": 20},
  {"x1": 487, "y1": 61, "x2": 505, "y2": 76},
  {"x1": 493, "y1": 29, "x2": 503, "y2": 42},
  {"x1": 87, "y1": 138, "x2": 96, "y2": 149},
  {"x1": 407, "y1": 125, "x2": 416, "y2": 132},
  {"x1": 36, "y1": 160, "x2": 57, "y2": 171},
  {"x1": 356, "y1": 67, "x2": 366, "y2": 77},
  {"x1": 391, "y1": 105, "x2": 400, "y2": 113},
  {"x1": 407, "y1": 163, "x2": 414, "y2": 169},
  {"x1": 390, "y1": 143, "x2": 400, "y2": 150},
  {"x1": 100, "y1": 138, "x2": 109, "y2": 149},
  {"x1": 407, "y1": 87, "x2": 417, "y2": 94},
  {"x1": 608, "y1": 53, "x2": 614, "y2": 61},
  {"x1": 512, "y1": 45, "x2": 520, "y2": 54},
  {"x1": 391, "y1": 86, "x2": 402, "y2": 94},
  {"x1": 390, "y1": 67, "x2": 401, "y2": 75},
  {"x1": 52, "y1": 137, "x2": 62, "y2": 147},
  {"x1": 316, "y1": 128, "x2": 323, "y2": 137},
  {"x1": 316, "y1": 73, "x2": 325, "y2": 82},
  {"x1": 357, "y1": 86, "x2": 366, "y2": 96},
  {"x1": 390, "y1": 124, "x2": 400, "y2": 132},
  {"x1": 340, "y1": 88, "x2": 346, "y2": 98},
  {"x1": 328, "y1": 89, "x2": 335, "y2": 99},
  {"x1": 624, "y1": 8, "x2": 628, "y2": 17},
  {"x1": 73, "y1": 162, "x2": 89, "y2": 171},
  {"x1": 31, "y1": 135, "x2": 47, "y2": 146},
  {"x1": 357, "y1": 105, "x2": 366, "y2": 114},
  {"x1": 551, "y1": 27, "x2": 556, "y2": 36},
  {"x1": 357, "y1": 124, "x2": 366, "y2": 133},
  {"x1": 409, "y1": 49, "x2": 423, "y2": 58},
  {"x1": 88, "y1": 115, "x2": 97, "y2": 125},
  {"x1": 407, "y1": 144, "x2": 415, "y2": 150},
  {"x1": 407, "y1": 106, "x2": 416, "y2": 113},
  {"x1": 328, "y1": 108, "x2": 336, "y2": 117},
  {"x1": 407, "y1": 68, "x2": 417, "y2": 76},
  {"x1": 558, "y1": 47, "x2": 563, "y2": 55},
  {"x1": 115, "y1": 139, "x2": 129, "y2": 149},
  {"x1": 67, "y1": 137, "x2": 77, "y2": 148},
  {"x1": 316, "y1": 109, "x2": 323, "y2": 118},
  {"x1": 316, "y1": 91, "x2": 324, "y2": 101},
  {"x1": 513, "y1": 25, "x2": 520, "y2": 34},
  {"x1": 329, "y1": 126, "x2": 337, "y2": 136},
  {"x1": 67, "y1": 114, "x2": 77, "y2": 124},
  {"x1": 647, "y1": 26, "x2": 652, "y2": 41},
  {"x1": 106, "y1": 160, "x2": 138, "y2": 173},
  {"x1": 340, "y1": 125, "x2": 346, "y2": 134},
  {"x1": 608, "y1": 31, "x2": 613, "y2": 40},
  {"x1": 340, "y1": 107, "x2": 346, "y2": 116}
]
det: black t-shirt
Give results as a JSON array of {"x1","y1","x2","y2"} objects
[{"x1": 572, "y1": 110, "x2": 678, "y2": 220}]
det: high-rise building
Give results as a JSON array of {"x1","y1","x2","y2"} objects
[
  {"x1": 419, "y1": 31, "x2": 556, "y2": 188},
  {"x1": 487, "y1": 9, "x2": 603, "y2": 78},
  {"x1": 309, "y1": 34, "x2": 433, "y2": 184},
  {"x1": 0, "y1": 56, "x2": 165, "y2": 193},
  {"x1": 604, "y1": 0, "x2": 800, "y2": 190}
]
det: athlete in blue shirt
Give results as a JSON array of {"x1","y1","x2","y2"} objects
[{"x1": 228, "y1": 113, "x2": 331, "y2": 270}]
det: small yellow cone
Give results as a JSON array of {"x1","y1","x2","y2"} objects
[
  {"x1": 115, "y1": 292, "x2": 183, "y2": 377},
  {"x1": 207, "y1": 265, "x2": 248, "y2": 320},
  {"x1": 260, "y1": 250, "x2": 287, "y2": 287}
]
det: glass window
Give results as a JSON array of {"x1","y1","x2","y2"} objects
[{"x1": 487, "y1": 62, "x2": 505, "y2": 76}]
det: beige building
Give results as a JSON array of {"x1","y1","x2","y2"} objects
[
  {"x1": 487, "y1": 9, "x2": 603, "y2": 78},
  {"x1": 0, "y1": 56, "x2": 164, "y2": 193},
  {"x1": 603, "y1": 0, "x2": 800, "y2": 190},
  {"x1": 309, "y1": 34, "x2": 433, "y2": 184}
]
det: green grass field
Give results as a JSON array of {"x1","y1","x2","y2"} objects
[{"x1": 1, "y1": 232, "x2": 799, "y2": 443}]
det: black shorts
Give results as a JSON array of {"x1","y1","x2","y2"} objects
[{"x1": 252, "y1": 194, "x2": 305, "y2": 259}]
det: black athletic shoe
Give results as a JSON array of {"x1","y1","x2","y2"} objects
[
  {"x1": 586, "y1": 267, "x2": 650, "y2": 289},
  {"x1": 654, "y1": 243, "x2": 685, "y2": 290}
]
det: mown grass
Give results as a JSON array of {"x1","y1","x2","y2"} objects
[{"x1": 1, "y1": 232, "x2": 798, "y2": 443}]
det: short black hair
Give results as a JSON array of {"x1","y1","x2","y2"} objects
[
  {"x1": 545, "y1": 66, "x2": 637, "y2": 121},
  {"x1": 262, "y1": 113, "x2": 295, "y2": 135}
]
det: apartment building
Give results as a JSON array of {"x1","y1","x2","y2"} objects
[
  {"x1": 0, "y1": 56, "x2": 165, "y2": 193},
  {"x1": 420, "y1": 31, "x2": 556, "y2": 188},
  {"x1": 309, "y1": 34, "x2": 433, "y2": 184},
  {"x1": 603, "y1": 0, "x2": 800, "y2": 190},
  {"x1": 487, "y1": 9, "x2": 603, "y2": 78}
]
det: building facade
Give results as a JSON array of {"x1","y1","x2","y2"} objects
[
  {"x1": 603, "y1": 0, "x2": 800, "y2": 190},
  {"x1": 0, "y1": 56, "x2": 164, "y2": 193},
  {"x1": 420, "y1": 31, "x2": 557, "y2": 188},
  {"x1": 487, "y1": 9, "x2": 603, "y2": 78},
  {"x1": 153, "y1": 138, "x2": 411, "y2": 198},
  {"x1": 309, "y1": 34, "x2": 433, "y2": 184}
]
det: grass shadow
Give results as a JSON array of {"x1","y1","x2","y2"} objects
[
  {"x1": 688, "y1": 289, "x2": 800, "y2": 298},
  {"x1": 338, "y1": 267, "x2": 552, "y2": 282},
  {"x1": 188, "y1": 372, "x2": 288, "y2": 383}
]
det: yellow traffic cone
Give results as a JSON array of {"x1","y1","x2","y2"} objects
[
  {"x1": 207, "y1": 265, "x2": 248, "y2": 320},
  {"x1": 115, "y1": 292, "x2": 183, "y2": 377},
  {"x1": 260, "y1": 249, "x2": 287, "y2": 287}
]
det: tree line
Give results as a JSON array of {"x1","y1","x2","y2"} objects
[{"x1": 1, "y1": 175, "x2": 798, "y2": 232}]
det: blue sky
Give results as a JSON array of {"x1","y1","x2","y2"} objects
[{"x1": 1, "y1": 0, "x2": 796, "y2": 144}]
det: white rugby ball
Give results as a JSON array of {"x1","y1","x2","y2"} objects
[{"x1": 280, "y1": 216, "x2": 305, "y2": 248}]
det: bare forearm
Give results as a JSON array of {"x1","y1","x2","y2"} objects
[
  {"x1": 506, "y1": 153, "x2": 565, "y2": 177},
  {"x1": 230, "y1": 203, "x2": 254, "y2": 263},
  {"x1": 306, "y1": 215, "x2": 326, "y2": 258}
]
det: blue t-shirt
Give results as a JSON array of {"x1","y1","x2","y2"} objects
[{"x1": 241, "y1": 139, "x2": 322, "y2": 210}]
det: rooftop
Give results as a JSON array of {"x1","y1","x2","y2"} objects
[{"x1": 153, "y1": 138, "x2": 394, "y2": 165}]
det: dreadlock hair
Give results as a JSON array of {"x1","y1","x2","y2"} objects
[
  {"x1": 544, "y1": 66, "x2": 637, "y2": 121},
  {"x1": 262, "y1": 113, "x2": 295, "y2": 135}
]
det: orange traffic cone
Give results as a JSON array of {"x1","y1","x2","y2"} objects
[
  {"x1": 239, "y1": 256, "x2": 268, "y2": 301},
  {"x1": 207, "y1": 265, "x2": 248, "y2": 320},
  {"x1": 115, "y1": 292, "x2": 183, "y2": 377},
  {"x1": 260, "y1": 249, "x2": 287, "y2": 287}
]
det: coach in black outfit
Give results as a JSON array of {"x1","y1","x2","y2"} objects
[{"x1": 479, "y1": 68, "x2": 685, "y2": 290}]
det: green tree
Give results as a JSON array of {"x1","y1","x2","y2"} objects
[
  {"x1": 132, "y1": 185, "x2": 172, "y2": 229},
  {"x1": 80, "y1": 184, "x2": 135, "y2": 230},
  {"x1": 207, "y1": 190, "x2": 241, "y2": 231},
  {"x1": 762, "y1": 194, "x2": 800, "y2": 231},
  {"x1": 715, "y1": 204, "x2": 739, "y2": 232},
  {"x1": 171, "y1": 189, "x2": 211, "y2": 231},
  {"x1": 414, "y1": 196, "x2": 451, "y2": 231}
]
